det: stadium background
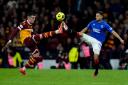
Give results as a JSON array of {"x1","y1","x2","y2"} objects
[{"x1": 0, "y1": 0, "x2": 128, "y2": 69}]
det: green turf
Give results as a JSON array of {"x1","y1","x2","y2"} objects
[{"x1": 0, "y1": 69, "x2": 128, "y2": 85}]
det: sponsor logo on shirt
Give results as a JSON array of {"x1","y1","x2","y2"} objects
[{"x1": 92, "y1": 28, "x2": 100, "y2": 33}]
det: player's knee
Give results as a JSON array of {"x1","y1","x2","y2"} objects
[
  {"x1": 32, "y1": 49, "x2": 40, "y2": 57},
  {"x1": 93, "y1": 49, "x2": 100, "y2": 55}
]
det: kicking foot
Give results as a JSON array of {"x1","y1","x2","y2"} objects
[
  {"x1": 19, "y1": 68, "x2": 26, "y2": 75},
  {"x1": 58, "y1": 22, "x2": 64, "y2": 33},
  {"x1": 62, "y1": 21, "x2": 68, "y2": 31}
]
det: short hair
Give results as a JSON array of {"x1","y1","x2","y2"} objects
[
  {"x1": 96, "y1": 11, "x2": 104, "y2": 16},
  {"x1": 27, "y1": 11, "x2": 36, "y2": 16}
]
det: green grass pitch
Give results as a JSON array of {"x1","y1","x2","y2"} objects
[{"x1": 0, "y1": 69, "x2": 128, "y2": 85}]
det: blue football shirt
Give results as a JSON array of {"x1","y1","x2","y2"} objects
[{"x1": 86, "y1": 20, "x2": 113, "y2": 43}]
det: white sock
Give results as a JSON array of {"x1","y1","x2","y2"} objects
[{"x1": 55, "y1": 30, "x2": 60, "y2": 34}]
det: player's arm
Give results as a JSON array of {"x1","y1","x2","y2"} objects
[
  {"x1": 80, "y1": 21, "x2": 93, "y2": 33},
  {"x1": 112, "y1": 30, "x2": 124, "y2": 44},
  {"x1": 2, "y1": 25, "x2": 22, "y2": 51},
  {"x1": 9, "y1": 24, "x2": 24, "y2": 41},
  {"x1": 105, "y1": 23, "x2": 124, "y2": 44},
  {"x1": 80, "y1": 27, "x2": 88, "y2": 33}
]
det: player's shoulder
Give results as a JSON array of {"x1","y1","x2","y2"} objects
[
  {"x1": 21, "y1": 20, "x2": 27, "y2": 25},
  {"x1": 89, "y1": 20, "x2": 96, "y2": 24},
  {"x1": 100, "y1": 20, "x2": 109, "y2": 26},
  {"x1": 17, "y1": 20, "x2": 28, "y2": 29},
  {"x1": 101, "y1": 20, "x2": 108, "y2": 24},
  {"x1": 91, "y1": 20, "x2": 96, "y2": 23}
]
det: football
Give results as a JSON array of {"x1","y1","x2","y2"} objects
[{"x1": 56, "y1": 12, "x2": 65, "y2": 21}]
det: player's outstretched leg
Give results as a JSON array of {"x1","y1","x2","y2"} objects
[
  {"x1": 19, "y1": 22, "x2": 63, "y2": 75},
  {"x1": 31, "y1": 22, "x2": 63, "y2": 42},
  {"x1": 19, "y1": 49, "x2": 43, "y2": 75},
  {"x1": 93, "y1": 54, "x2": 99, "y2": 77}
]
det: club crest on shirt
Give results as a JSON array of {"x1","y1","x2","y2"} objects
[
  {"x1": 93, "y1": 23, "x2": 95, "y2": 26},
  {"x1": 101, "y1": 25, "x2": 104, "y2": 28}
]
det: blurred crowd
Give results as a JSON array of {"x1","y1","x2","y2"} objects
[{"x1": 0, "y1": 0, "x2": 128, "y2": 69}]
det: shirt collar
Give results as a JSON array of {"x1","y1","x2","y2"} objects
[
  {"x1": 27, "y1": 20, "x2": 32, "y2": 25},
  {"x1": 96, "y1": 20, "x2": 103, "y2": 23}
]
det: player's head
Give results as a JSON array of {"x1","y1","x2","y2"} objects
[
  {"x1": 95, "y1": 11, "x2": 104, "y2": 21},
  {"x1": 27, "y1": 12, "x2": 36, "y2": 24}
]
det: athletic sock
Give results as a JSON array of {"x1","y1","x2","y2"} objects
[
  {"x1": 25, "y1": 56, "x2": 43, "y2": 68},
  {"x1": 94, "y1": 59, "x2": 99, "y2": 76}
]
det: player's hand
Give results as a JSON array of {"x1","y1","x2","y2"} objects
[
  {"x1": 77, "y1": 32, "x2": 83, "y2": 37},
  {"x1": 1, "y1": 40, "x2": 12, "y2": 52}
]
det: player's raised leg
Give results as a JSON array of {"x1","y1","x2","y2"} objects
[
  {"x1": 31, "y1": 22, "x2": 63, "y2": 42},
  {"x1": 19, "y1": 23, "x2": 63, "y2": 75},
  {"x1": 62, "y1": 21, "x2": 82, "y2": 37}
]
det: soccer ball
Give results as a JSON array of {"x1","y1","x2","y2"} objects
[{"x1": 56, "y1": 12, "x2": 65, "y2": 21}]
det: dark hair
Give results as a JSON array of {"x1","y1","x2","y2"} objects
[
  {"x1": 27, "y1": 11, "x2": 36, "y2": 16},
  {"x1": 96, "y1": 11, "x2": 104, "y2": 16}
]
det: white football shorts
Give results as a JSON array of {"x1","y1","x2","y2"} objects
[{"x1": 80, "y1": 33, "x2": 102, "y2": 55}]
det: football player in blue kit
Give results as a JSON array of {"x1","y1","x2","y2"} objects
[
  {"x1": 80, "y1": 11, "x2": 124, "y2": 76},
  {"x1": 63, "y1": 11, "x2": 124, "y2": 76}
]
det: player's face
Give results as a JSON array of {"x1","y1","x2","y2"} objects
[
  {"x1": 28, "y1": 15, "x2": 36, "y2": 24},
  {"x1": 96, "y1": 13, "x2": 103, "y2": 21}
]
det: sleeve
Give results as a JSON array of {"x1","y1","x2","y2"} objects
[
  {"x1": 86, "y1": 21, "x2": 93, "y2": 29},
  {"x1": 9, "y1": 28, "x2": 20, "y2": 40},
  {"x1": 17, "y1": 24, "x2": 24, "y2": 30},
  {"x1": 9, "y1": 24, "x2": 24, "y2": 40},
  {"x1": 104, "y1": 22, "x2": 113, "y2": 33}
]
